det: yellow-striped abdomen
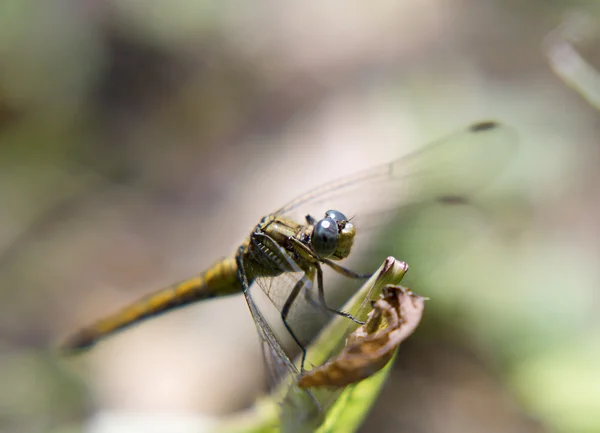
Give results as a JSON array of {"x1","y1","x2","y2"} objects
[{"x1": 61, "y1": 257, "x2": 240, "y2": 352}]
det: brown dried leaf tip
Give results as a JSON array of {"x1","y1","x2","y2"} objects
[{"x1": 298, "y1": 285, "x2": 425, "y2": 388}]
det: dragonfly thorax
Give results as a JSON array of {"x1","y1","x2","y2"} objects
[{"x1": 310, "y1": 210, "x2": 356, "y2": 260}]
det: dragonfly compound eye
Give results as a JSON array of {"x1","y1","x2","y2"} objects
[
  {"x1": 312, "y1": 217, "x2": 339, "y2": 258},
  {"x1": 325, "y1": 209, "x2": 347, "y2": 224}
]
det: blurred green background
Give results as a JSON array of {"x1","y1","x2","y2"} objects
[{"x1": 1, "y1": 1, "x2": 599, "y2": 432}]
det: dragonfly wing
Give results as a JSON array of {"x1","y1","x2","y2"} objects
[
  {"x1": 241, "y1": 274, "x2": 298, "y2": 387},
  {"x1": 275, "y1": 121, "x2": 517, "y2": 222},
  {"x1": 272, "y1": 121, "x2": 518, "y2": 275},
  {"x1": 240, "y1": 249, "x2": 325, "y2": 428}
]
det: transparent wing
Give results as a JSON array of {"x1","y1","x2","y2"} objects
[
  {"x1": 240, "y1": 244, "x2": 326, "y2": 429},
  {"x1": 241, "y1": 270, "x2": 300, "y2": 386},
  {"x1": 271, "y1": 121, "x2": 517, "y2": 278},
  {"x1": 275, "y1": 121, "x2": 517, "y2": 223},
  {"x1": 243, "y1": 232, "x2": 330, "y2": 358}
]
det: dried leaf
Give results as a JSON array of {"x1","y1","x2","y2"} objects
[{"x1": 298, "y1": 284, "x2": 425, "y2": 388}]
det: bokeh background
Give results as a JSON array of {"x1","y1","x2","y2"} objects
[{"x1": 1, "y1": 1, "x2": 599, "y2": 432}]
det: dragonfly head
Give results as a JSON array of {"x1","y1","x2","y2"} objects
[{"x1": 311, "y1": 210, "x2": 356, "y2": 260}]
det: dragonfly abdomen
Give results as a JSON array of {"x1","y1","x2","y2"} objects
[{"x1": 61, "y1": 257, "x2": 241, "y2": 352}]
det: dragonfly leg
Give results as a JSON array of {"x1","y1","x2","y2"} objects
[
  {"x1": 287, "y1": 236, "x2": 364, "y2": 324},
  {"x1": 236, "y1": 248, "x2": 308, "y2": 375},
  {"x1": 236, "y1": 247, "x2": 251, "y2": 290},
  {"x1": 280, "y1": 277, "x2": 310, "y2": 372},
  {"x1": 322, "y1": 258, "x2": 372, "y2": 279},
  {"x1": 314, "y1": 262, "x2": 364, "y2": 325},
  {"x1": 248, "y1": 234, "x2": 311, "y2": 372}
]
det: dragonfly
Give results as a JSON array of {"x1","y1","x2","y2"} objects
[{"x1": 61, "y1": 121, "x2": 516, "y2": 393}]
